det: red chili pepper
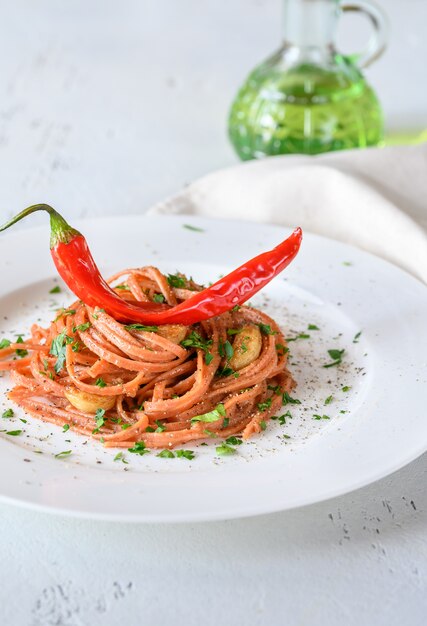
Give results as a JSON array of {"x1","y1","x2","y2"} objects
[{"x1": 0, "y1": 205, "x2": 302, "y2": 325}]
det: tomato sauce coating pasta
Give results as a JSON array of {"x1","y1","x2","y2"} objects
[{"x1": 0, "y1": 267, "x2": 295, "y2": 449}]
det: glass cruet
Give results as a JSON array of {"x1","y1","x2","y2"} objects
[{"x1": 228, "y1": 0, "x2": 388, "y2": 159}]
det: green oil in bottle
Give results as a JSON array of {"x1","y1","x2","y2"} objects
[{"x1": 229, "y1": 58, "x2": 383, "y2": 159}]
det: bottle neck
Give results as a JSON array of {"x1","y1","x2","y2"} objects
[{"x1": 282, "y1": 0, "x2": 338, "y2": 50}]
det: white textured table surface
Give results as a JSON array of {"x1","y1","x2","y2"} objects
[{"x1": 0, "y1": 1, "x2": 426, "y2": 625}]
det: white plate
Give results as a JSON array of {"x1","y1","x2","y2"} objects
[{"x1": 0, "y1": 215, "x2": 426, "y2": 522}]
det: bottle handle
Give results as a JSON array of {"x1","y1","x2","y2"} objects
[{"x1": 339, "y1": 0, "x2": 388, "y2": 68}]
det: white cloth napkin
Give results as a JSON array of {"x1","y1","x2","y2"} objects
[{"x1": 150, "y1": 144, "x2": 427, "y2": 283}]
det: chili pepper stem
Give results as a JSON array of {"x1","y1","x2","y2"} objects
[{"x1": 0, "y1": 204, "x2": 80, "y2": 247}]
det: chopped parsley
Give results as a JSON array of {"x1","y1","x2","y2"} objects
[
  {"x1": 125, "y1": 324, "x2": 159, "y2": 332},
  {"x1": 15, "y1": 336, "x2": 28, "y2": 357},
  {"x1": 157, "y1": 449, "x2": 175, "y2": 458},
  {"x1": 275, "y1": 343, "x2": 289, "y2": 355},
  {"x1": 222, "y1": 417, "x2": 229, "y2": 429},
  {"x1": 167, "y1": 273, "x2": 186, "y2": 289},
  {"x1": 353, "y1": 331, "x2": 362, "y2": 343},
  {"x1": 54, "y1": 308, "x2": 76, "y2": 322},
  {"x1": 73, "y1": 322, "x2": 91, "y2": 333},
  {"x1": 225, "y1": 436, "x2": 243, "y2": 446},
  {"x1": 260, "y1": 420, "x2": 267, "y2": 431},
  {"x1": 54, "y1": 449, "x2": 72, "y2": 458},
  {"x1": 271, "y1": 411, "x2": 291, "y2": 425},
  {"x1": 114, "y1": 451, "x2": 128, "y2": 463},
  {"x1": 224, "y1": 339, "x2": 234, "y2": 361},
  {"x1": 0, "y1": 338, "x2": 11, "y2": 349},
  {"x1": 216, "y1": 444, "x2": 236, "y2": 456},
  {"x1": 6, "y1": 429, "x2": 22, "y2": 436},
  {"x1": 153, "y1": 293, "x2": 165, "y2": 303},
  {"x1": 92, "y1": 408, "x2": 106, "y2": 433},
  {"x1": 95, "y1": 378, "x2": 107, "y2": 388},
  {"x1": 308, "y1": 324, "x2": 320, "y2": 330},
  {"x1": 258, "y1": 324, "x2": 277, "y2": 336},
  {"x1": 313, "y1": 414, "x2": 330, "y2": 420},
  {"x1": 49, "y1": 285, "x2": 61, "y2": 294},
  {"x1": 323, "y1": 349, "x2": 345, "y2": 368},
  {"x1": 324, "y1": 395, "x2": 334, "y2": 405},
  {"x1": 216, "y1": 366, "x2": 238, "y2": 378},
  {"x1": 50, "y1": 329, "x2": 68, "y2": 373},
  {"x1": 257, "y1": 398, "x2": 272, "y2": 412},
  {"x1": 287, "y1": 333, "x2": 310, "y2": 342},
  {"x1": 205, "y1": 352, "x2": 214, "y2": 365},
  {"x1": 155, "y1": 419, "x2": 166, "y2": 433},
  {"x1": 183, "y1": 224, "x2": 204, "y2": 232},
  {"x1": 282, "y1": 392, "x2": 301, "y2": 405},
  {"x1": 2, "y1": 408, "x2": 14, "y2": 418},
  {"x1": 115, "y1": 284, "x2": 130, "y2": 291},
  {"x1": 342, "y1": 386, "x2": 351, "y2": 392},
  {"x1": 175, "y1": 450, "x2": 195, "y2": 460},
  {"x1": 62, "y1": 424, "x2": 70, "y2": 432},
  {"x1": 267, "y1": 384, "x2": 282, "y2": 395},
  {"x1": 181, "y1": 331, "x2": 212, "y2": 353},
  {"x1": 227, "y1": 328, "x2": 242, "y2": 336},
  {"x1": 128, "y1": 441, "x2": 150, "y2": 456},
  {"x1": 191, "y1": 404, "x2": 226, "y2": 424}
]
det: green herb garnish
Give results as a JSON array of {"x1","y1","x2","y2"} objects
[
  {"x1": 73, "y1": 322, "x2": 91, "y2": 333},
  {"x1": 95, "y1": 378, "x2": 107, "y2": 388},
  {"x1": 49, "y1": 285, "x2": 61, "y2": 294},
  {"x1": 216, "y1": 444, "x2": 236, "y2": 456},
  {"x1": 15, "y1": 336, "x2": 28, "y2": 357},
  {"x1": 50, "y1": 329, "x2": 67, "y2": 373},
  {"x1": 191, "y1": 404, "x2": 226, "y2": 424},
  {"x1": 258, "y1": 324, "x2": 277, "y2": 336},
  {"x1": 157, "y1": 449, "x2": 175, "y2": 458},
  {"x1": 2, "y1": 408, "x2": 14, "y2": 418},
  {"x1": 114, "y1": 452, "x2": 128, "y2": 463},
  {"x1": 183, "y1": 224, "x2": 204, "y2": 232},
  {"x1": 175, "y1": 450, "x2": 195, "y2": 460},
  {"x1": 257, "y1": 398, "x2": 272, "y2": 412},
  {"x1": 181, "y1": 331, "x2": 212, "y2": 352},
  {"x1": 313, "y1": 414, "x2": 330, "y2": 420},
  {"x1": 155, "y1": 419, "x2": 166, "y2": 433},
  {"x1": 167, "y1": 273, "x2": 186, "y2": 289},
  {"x1": 55, "y1": 449, "x2": 72, "y2": 458},
  {"x1": 224, "y1": 340, "x2": 234, "y2": 360},
  {"x1": 225, "y1": 436, "x2": 243, "y2": 446},
  {"x1": 308, "y1": 324, "x2": 320, "y2": 330},
  {"x1": 323, "y1": 349, "x2": 345, "y2": 368},
  {"x1": 128, "y1": 441, "x2": 150, "y2": 456},
  {"x1": 353, "y1": 331, "x2": 362, "y2": 343},
  {"x1": 153, "y1": 293, "x2": 165, "y2": 303},
  {"x1": 282, "y1": 392, "x2": 301, "y2": 405},
  {"x1": 92, "y1": 408, "x2": 106, "y2": 433},
  {"x1": 324, "y1": 395, "x2": 334, "y2": 405},
  {"x1": 287, "y1": 333, "x2": 310, "y2": 342},
  {"x1": 342, "y1": 386, "x2": 351, "y2": 392},
  {"x1": 0, "y1": 338, "x2": 11, "y2": 349},
  {"x1": 125, "y1": 324, "x2": 159, "y2": 332},
  {"x1": 62, "y1": 424, "x2": 70, "y2": 432}
]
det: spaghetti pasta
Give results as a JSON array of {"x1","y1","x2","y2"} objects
[{"x1": 0, "y1": 267, "x2": 295, "y2": 450}]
